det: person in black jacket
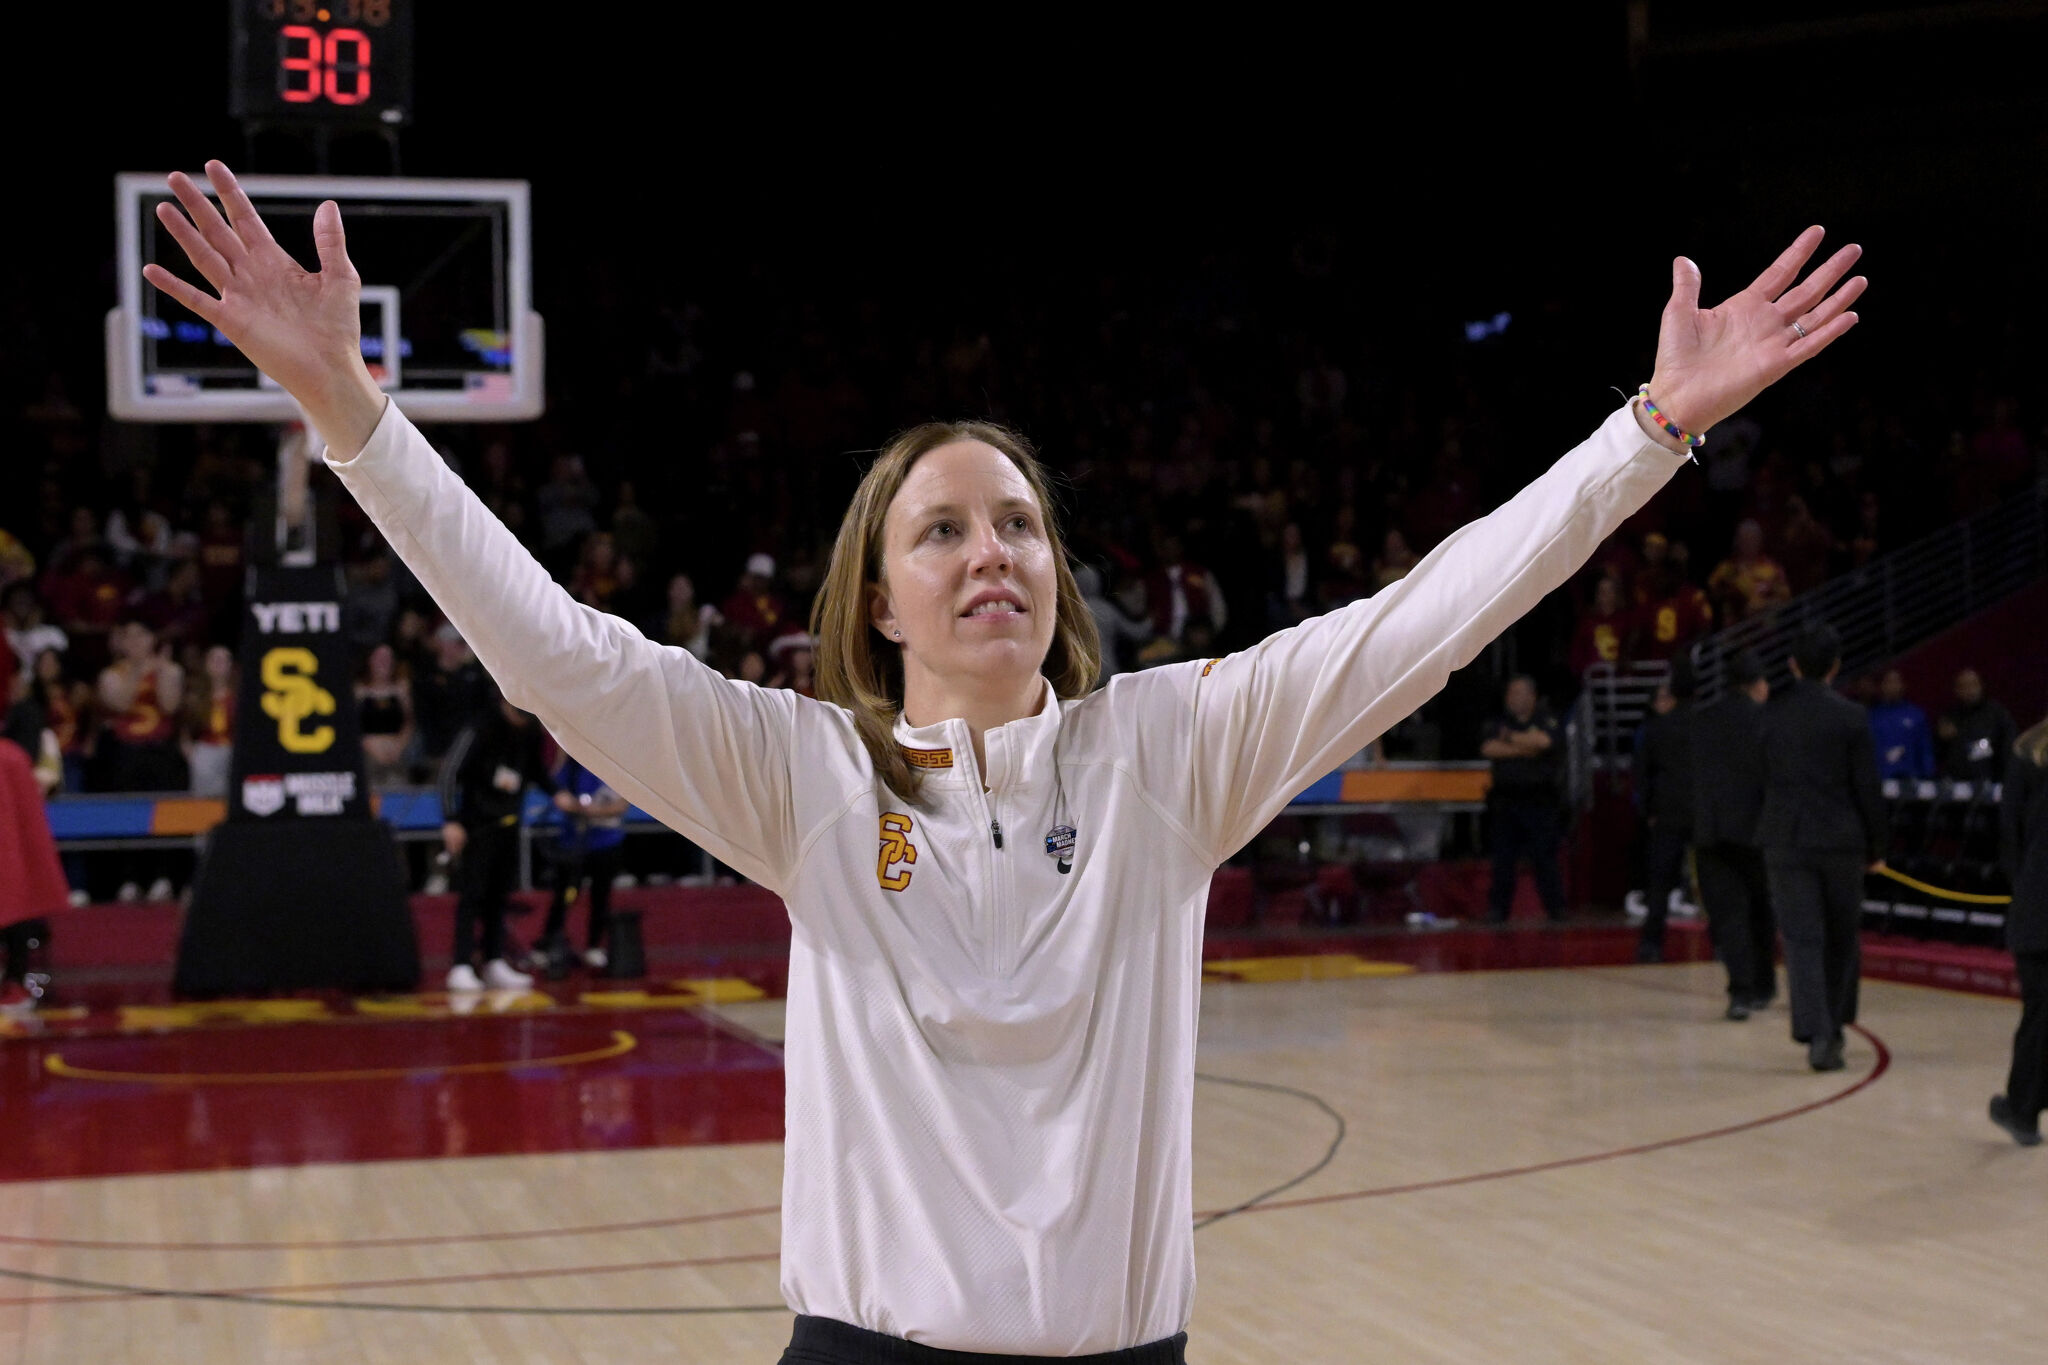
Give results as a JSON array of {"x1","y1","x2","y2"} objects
[
  {"x1": 1691, "y1": 649, "x2": 1777, "y2": 1019},
  {"x1": 439, "y1": 684, "x2": 562, "y2": 992},
  {"x1": 1938, "y1": 668, "x2": 2019, "y2": 785},
  {"x1": 1481, "y1": 675, "x2": 1568, "y2": 923},
  {"x1": 1757, "y1": 625, "x2": 1887, "y2": 1071},
  {"x1": 1990, "y1": 713, "x2": 2048, "y2": 1146},
  {"x1": 1635, "y1": 656, "x2": 1699, "y2": 963}
]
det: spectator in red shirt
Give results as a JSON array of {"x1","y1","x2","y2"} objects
[
  {"x1": 43, "y1": 506, "x2": 103, "y2": 577},
  {"x1": 1569, "y1": 575, "x2": 1633, "y2": 677},
  {"x1": 1628, "y1": 531, "x2": 1672, "y2": 606},
  {"x1": 97, "y1": 619, "x2": 186, "y2": 793},
  {"x1": 721, "y1": 553, "x2": 789, "y2": 654},
  {"x1": 40, "y1": 543, "x2": 131, "y2": 678},
  {"x1": 1777, "y1": 494, "x2": 1839, "y2": 595},
  {"x1": 135, "y1": 557, "x2": 211, "y2": 658},
  {"x1": 1634, "y1": 560, "x2": 1715, "y2": 663},
  {"x1": 196, "y1": 501, "x2": 247, "y2": 644}
]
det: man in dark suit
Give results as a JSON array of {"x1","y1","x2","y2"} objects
[
  {"x1": 1757, "y1": 625, "x2": 1887, "y2": 1071},
  {"x1": 1635, "y1": 656, "x2": 1699, "y2": 964},
  {"x1": 1990, "y1": 713, "x2": 2048, "y2": 1145},
  {"x1": 1691, "y1": 648, "x2": 1776, "y2": 1019}
]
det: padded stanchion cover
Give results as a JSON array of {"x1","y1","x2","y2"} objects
[{"x1": 174, "y1": 818, "x2": 418, "y2": 994}]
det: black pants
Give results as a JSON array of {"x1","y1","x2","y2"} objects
[
  {"x1": 1638, "y1": 824, "x2": 1691, "y2": 953},
  {"x1": 453, "y1": 819, "x2": 521, "y2": 966},
  {"x1": 99, "y1": 737, "x2": 193, "y2": 897},
  {"x1": 2, "y1": 919, "x2": 48, "y2": 984},
  {"x1": 1765, "y1": 850, "x2": 1864, "y2": 1045},
  {"x1": 541, "y1": 843, "x2": 621, "y2": 949},
  {"x1": 778, "y1": 1315, "x2": 1186, "y2": 1365},
  {"x1": 1488, "y1": 794, "x2": 1566, "y2": 922},
  {"x1": 2005, "y1": 950, "x2": 2048, "y2": 1128},
  {"x1": 1696, "y1": 842, "x2": 1777, "y2": 1002}
]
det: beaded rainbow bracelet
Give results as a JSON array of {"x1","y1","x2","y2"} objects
[{"x1": 1637, "y1": 385, "x2": 1704, "y2": 459}]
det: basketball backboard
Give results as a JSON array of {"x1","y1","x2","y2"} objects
[{"x1": 107, "y1": 173, "x2": 543, "y2": 423}]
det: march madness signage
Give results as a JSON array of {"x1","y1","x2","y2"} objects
[{"x1": 226, "y1": 565, "x2": 369, "y2": 822}]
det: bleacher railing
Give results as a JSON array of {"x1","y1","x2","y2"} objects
[
  {"x1": 1569, "y1": 480, "x2": 2047, "y2": 775},
  {"x1": 1691, "y1": 481, "x2": 2048, "y2": 700},
  {"x1": 1574, "y1": 659, "x2": 1672, "y2": 780}
]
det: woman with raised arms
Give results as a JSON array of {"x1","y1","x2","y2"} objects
[{"x1": 147, "y1": 162, "x2": 1864, "y2": 1364}]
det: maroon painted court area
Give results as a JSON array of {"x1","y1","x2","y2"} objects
[
  {"x1": 1, "y1": 900, "x2": 2012, "y2": 1185},
  {"x1": 0, "y1": 1029, "x2": 1893, "y2": 1316},
  {"x1": 0, "y1": 1008, "x2": 783, "y2": 1183}
]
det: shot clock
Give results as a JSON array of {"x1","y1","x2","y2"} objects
[{"x1": 230, "y1": 0, "x2": 414, "y2": 125}]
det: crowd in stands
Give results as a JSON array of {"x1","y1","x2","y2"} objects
[{"x1": 3, "y1": 237, "x2": 2042, "y2": 907}]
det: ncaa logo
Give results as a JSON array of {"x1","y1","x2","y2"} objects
[{"x1": 242, "y1": 775, "x2": 286, "y2": 817}]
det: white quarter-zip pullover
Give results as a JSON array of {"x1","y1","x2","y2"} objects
[{"x1": 326, "y1": 398, "x2": 1684, "y2": 1354}]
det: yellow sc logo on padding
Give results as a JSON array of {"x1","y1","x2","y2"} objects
[{"x1": 259, "y1": 647, "x2": 337, "y2": 754}]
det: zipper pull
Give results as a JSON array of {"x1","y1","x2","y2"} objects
[{"x1": 990, "y1": 819, "x2": 1004, "y2": 849}]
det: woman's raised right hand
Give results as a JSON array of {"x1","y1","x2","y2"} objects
[{"x1": 142, "y1": 160, "x2": 387, "y2": 456}]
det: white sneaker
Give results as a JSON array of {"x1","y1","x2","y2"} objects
[
  {"x1": 481, "y1": 958, "x2": 533, "y2": 990},
  {"x1": 116, "y1": 881, "x2": 141, "y2": 903},
  {"x1": 145, "y1": 877, "x2": 175, "y2": 902},
  {"x1": 1623, "y1": 889, "x2": 1648, "y2": 920},
  {"x1": 446, "y1": 963, "x2": 484, "y2": 992},
  {"x1": 582, "y1": 947, "x2": 608, "y2": 971}
]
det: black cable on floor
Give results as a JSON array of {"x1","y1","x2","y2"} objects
[{"x1": 1191, "y1": 1071, "x2": 1348, "y2": 1231}]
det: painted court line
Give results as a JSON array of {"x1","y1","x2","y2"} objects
[
  {"x1": 0, "y1": 1027, "x2": 1890, "y2": 1313},
  {"x1": 1242, "y1": 1023, "x2": 1892, "y2": 1213}
]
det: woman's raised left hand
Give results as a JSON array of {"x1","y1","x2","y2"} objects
[{"x1": 1645, "y1": 227, "x2": 1866, "y2": 438}]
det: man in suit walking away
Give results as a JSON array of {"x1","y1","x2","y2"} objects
[
  {"x1": 1990, "y1": 710, "x2": 2048, "y2": 1146},
  {"x1": 1636, "y1": 656, "x2": 1700, "y2": 963},
  {"x1": 1692, "y1": 648, "x2": 1777, "y2": 1019},
  {"x1": 1758, "y1": 625, "x2": 1887, "y2": 1071}
]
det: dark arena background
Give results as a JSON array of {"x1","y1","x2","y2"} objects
[{"x1": 2, "y1": 5, "x2": 2046, "y2": 1362}]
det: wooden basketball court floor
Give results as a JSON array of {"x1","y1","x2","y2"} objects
[{"x1": 3, "y1": 958, "x2": 2043, "y2": 1364}]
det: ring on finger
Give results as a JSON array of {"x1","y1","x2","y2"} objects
[{"x1": 1790, "y1": 320, "x2": 1808, "y2": 340}]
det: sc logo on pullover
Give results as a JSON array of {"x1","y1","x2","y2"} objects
[{"x1": 878, "y1": 814, "x2": 918, "y2": 892}]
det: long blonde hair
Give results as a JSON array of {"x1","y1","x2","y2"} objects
[
  {"x1": 811, "y1": 421, "x2": 1101, "y2": 803},
  {"x1": 2018, "y1": 714, "x2": 2048, "y2": 768}
]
